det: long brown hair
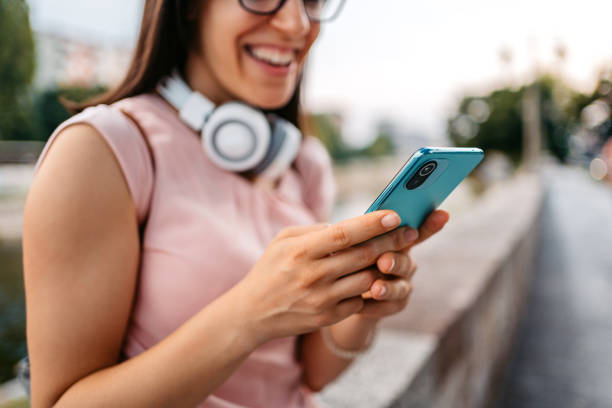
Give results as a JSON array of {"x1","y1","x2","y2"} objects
[{"x1": 69, "y1": 0, "x2": 304, "y2": 129}]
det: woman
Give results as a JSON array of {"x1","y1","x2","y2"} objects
[{"x1": 22, "y1": 0, "x2": 449, "y2": 407}]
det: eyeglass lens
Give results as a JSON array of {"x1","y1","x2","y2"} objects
[{"x1": 240, "y1": 0, "x2": 345, "y2": 22}]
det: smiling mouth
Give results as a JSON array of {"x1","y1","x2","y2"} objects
[{"x1": 244, "y1": 45, "x2": 296, "y2": 68}]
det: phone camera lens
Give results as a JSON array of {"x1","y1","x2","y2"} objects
[
  {"x1": 405, "y1": 161, "x2": 438, "y2": 190},
  {"x1": 418, "y1": 161, "x2": 437, "y2": 177}
]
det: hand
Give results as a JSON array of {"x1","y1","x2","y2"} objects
[
  {"x1": 356, "y1": 210, "x2": 450, "y2": 321},
  {"x1": 233, "y1": 210, "x2": 418, "y2": 346}
]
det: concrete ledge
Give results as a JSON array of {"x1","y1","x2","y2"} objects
[{"x1": 316, "y1": 172, "x2": 543, "y2": 408}]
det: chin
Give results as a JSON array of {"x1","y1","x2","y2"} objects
[{"x1": 242, "y1": 85, "x2": 296, "y2": 110}]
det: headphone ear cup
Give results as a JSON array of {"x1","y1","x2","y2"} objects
[
  {"x1": 201, "y1": 102, "x2": 271, "y2": 172},
  {"x1": 252, "y1": 116, "x2": 302, "y2": 182}
]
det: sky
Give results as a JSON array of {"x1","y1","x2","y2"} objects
[{"x1": 26, "y1": 0, "x2": 612, "y2": 147}]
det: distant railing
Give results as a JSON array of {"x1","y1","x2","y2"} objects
[{"x1": 0, "y1": 141, "x2": 45, "y2": 164}]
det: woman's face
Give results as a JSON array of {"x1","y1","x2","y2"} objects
[{"x1": 187, "y1": 0, "x2": 320, "y2": 109}]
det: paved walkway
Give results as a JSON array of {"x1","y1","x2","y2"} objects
[{"x1": 499, "y1": 165, "x2": 612, "y2": 407}]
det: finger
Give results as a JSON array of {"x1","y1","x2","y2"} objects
[
  {"x1": 358, "y1": 297, "x2": 409, "y2": 318},
  {"x1": 328, "y1": 268, "x2": 379, "y2": 303},
  {"x1": 275, "y1": 223, "x2": 330, "y2": 240},
  {"x1": 361, "y1": 290, "x2": 374, "y2": 299},
  {"x1": 376, "y1": 251, "x2": 416, "y2": 279},
  {"x1": 404, "y1": 210, "x2": 449, "y2": 251},
  {"x1": 303, "y1": 210, "x2": 401, "y2": 259},
  {"x1": 362, "y1": 258, "x2": 417, "y2": 297},
  {"x1": 371, "y1": 278, "x2": 413, "y2": 301},
  {"x1": 333, "y1": 296, "x2": 365, "y2": 321},
  {"x1": 316, "y1": 225, "x2": 418, "y2": 280}
]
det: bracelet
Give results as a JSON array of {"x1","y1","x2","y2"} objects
[{"x1": 320, "y1": 325, "x2": 377, "y2": 360}]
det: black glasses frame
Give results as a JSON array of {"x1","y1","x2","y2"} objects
[{"x1": 238, "y1": 0, "x2": 346, "y2": 23}]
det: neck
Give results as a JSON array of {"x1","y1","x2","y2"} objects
[{"x1": 184, "y1": 51, "x2": 233, "y2": 106}]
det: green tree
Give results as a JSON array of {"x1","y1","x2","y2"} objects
[
  {"x1": 448, "y1": 75, "x2": 577, "y2": 165},
  {"x1": 33, "y1": 86, "x2": 107, "y2": 140},
  {"x1": 364, "y1": 133, "x2": 394, "y2": 157},
  {"x1": 308, "y1": 113, "x2": 353, "y2": 162},
  {"x1": 308, "y1": 113, "x2": 396, "y2": 162},
  {"x1": 571, "y1": 74, "x2": 612, "y2": 146},
  {"x1": 0, "y1": 0, "x2": 36, "y2": 141}
]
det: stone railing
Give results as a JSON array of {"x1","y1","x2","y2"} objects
[{"x1": 315, "y1": 171, "x2": 543, "y2": 408}]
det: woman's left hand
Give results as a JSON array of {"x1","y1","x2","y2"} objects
[{"x1": 357, "y1": 209, "x2": 450, "y2": 321}]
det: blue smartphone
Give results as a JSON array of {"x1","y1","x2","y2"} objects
[{"x1": 365, "y1": 147, "x2": 484, "y2": 229}]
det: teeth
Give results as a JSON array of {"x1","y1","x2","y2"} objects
[{"x1": 249, "y1": 46, "x2": 294, "y2": 66}]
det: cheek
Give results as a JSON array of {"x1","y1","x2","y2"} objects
[
  {"x1": 199, "y1": 2, "x2": 249, "y2": 78},
  {"x1": 202, "y1": 22, "x2": 239, "y2": 72}
]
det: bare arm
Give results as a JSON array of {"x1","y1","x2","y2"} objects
[{"x1": 23, "y1": 124, "x2": 260, "y2": 407}]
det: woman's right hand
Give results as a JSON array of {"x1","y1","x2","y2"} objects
[{"x1": 233, "y1": 210, "x2": 418, "y2": 345}]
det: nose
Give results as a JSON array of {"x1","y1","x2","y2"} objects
[{"x1": 269, "y1": 0, "x2": 311, "y2": 38}]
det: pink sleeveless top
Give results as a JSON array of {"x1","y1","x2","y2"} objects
[{"x1": 33, "y1": 93, "x2": 336, "y2": 407}]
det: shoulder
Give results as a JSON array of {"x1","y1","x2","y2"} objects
[
  {"x1": 33, "y1": 101, "x2": 155, "y2": 224},
  {"x1": 25, "y1": 122, "x2": 139, "y2": 266},
  {"x1": 29, "y1": 122, "x2": 135, "y2": 223},
  {"x1": 25, "y1": 119, "x2": 140, "y2": 276}
]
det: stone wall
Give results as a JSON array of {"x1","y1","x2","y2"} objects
[{"x1": 316, "y1": 172, "x2": 543, "y2": 408}]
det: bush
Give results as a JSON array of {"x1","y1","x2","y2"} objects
[
  {"x1": 32, "y1": 86, "x2": 107, "y2": 141},
  {"x1": 0, "y1": 0, "x2": 35, "y2": 142}
]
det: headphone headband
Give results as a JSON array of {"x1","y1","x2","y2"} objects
[{"x1": 156, "y1": 70, "x2": 215, "y2": 131}]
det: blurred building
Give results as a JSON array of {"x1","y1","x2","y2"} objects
[{"x1": 32, "y1": 30, "x2": 132, "y2": 89}]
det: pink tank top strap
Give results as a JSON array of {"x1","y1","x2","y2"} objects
[{"x1": 33, "y1": 104, "x2": 155, "y2": 225}]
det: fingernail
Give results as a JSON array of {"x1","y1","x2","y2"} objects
[
  {"x1": 404, "y1": 228, "x2": 418, "y2": 242},
  {"x1": 387, "y1": 258, "x2": 395, "y2": 273},
  {"x1": 381, "y1": 213, "x2": 400, "y2": 228},
  {"x1": 378, "y1": 285, "x2": 387, "y2": 297}
]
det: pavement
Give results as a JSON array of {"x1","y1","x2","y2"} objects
[{"x1": 498, "y1": 165, "x2": 612, "y2": 408}]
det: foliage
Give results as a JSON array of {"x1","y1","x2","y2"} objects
[
  {"x1": 580, "y1": 75, "x2": 612, "y2": 144},
  {"x1": 0, "y1": 242, "x2": 26, "y2": 383},
  {"x1": 32, "y1": 86, "x2": 107, "y2": 141},
  {"x1": 308, "y1": 113, "x2": 395, "y2": 162},
  {"x1": 364, "y1": 133, "x2": 394, "y2": 157},
  {"x1": 0, "y1": 0, "x2": 107, "y2": 142},
  {"x1": 309, "y1": 113, "x2": 351, "y2": 161},
  {"x1": 447, "y1": 75, "x2": 592, "y2": 165},
  {"x1": 1, "y1": 86, "x2": 106, "y2": 142},
  {"x1": 0, "y1": 0, "x2": 36, "y2": 141},
  {"x1": 450, "y1": 89, "x2": 524, "y2": 163}
]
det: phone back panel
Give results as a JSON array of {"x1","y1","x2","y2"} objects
[{"x1": 365, "y1": 147, "x2": 484, "y2": 228}]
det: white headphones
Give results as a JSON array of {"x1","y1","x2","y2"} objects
[{"x1": 156, "y1": 70, "x2": 302, "y2": 182}]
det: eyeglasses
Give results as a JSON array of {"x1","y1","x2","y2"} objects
[{"x1": 239, "y1": 0, "x2": 346, "y2": 23}]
